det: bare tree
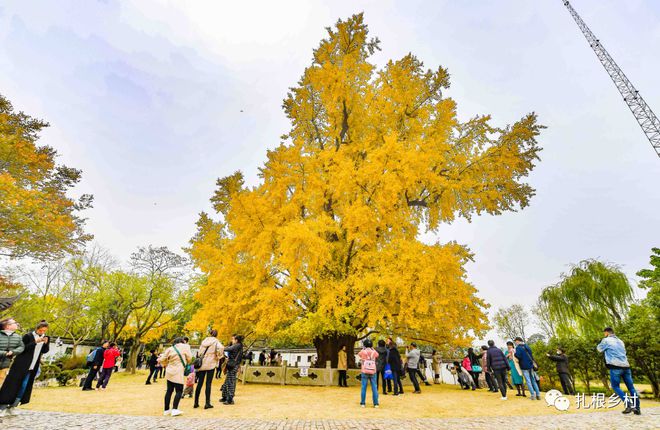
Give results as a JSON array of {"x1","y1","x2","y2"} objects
[
  {"x1": 123, "y1": 246, "x2": 191, "y2": 373},
  {"x1": 492, "y1": 304, "x2": 531, "y2": 341},
  {"x1": 130, "y1": 246, "x2": 188, "y2": 280},
  {"x1": 531, "y1": 297, "x2": 556, "y2": 339}
]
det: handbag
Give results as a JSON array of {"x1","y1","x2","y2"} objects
[
  {"x1": 193, "y1": 344, "x2": 211, "y2": 369},
  {"x1": 522, "y1": 345, "x2": 539, "y2": 371},
  {"x1": 173, "y1": 345, "x2": 192, "y2": 376},
  {"x1": 471, "y1": 365, "x2": 482, "y2": 373},
  {"x1": 384, "y1": 363, "x2": 393, "y2": 380},
  {"x1": 226, "y1": 345, "x2": 243, "y2": 370}
]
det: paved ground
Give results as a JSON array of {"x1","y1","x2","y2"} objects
[{"x1": 2, "y1": 407, "x2": 658, "y2": 430}]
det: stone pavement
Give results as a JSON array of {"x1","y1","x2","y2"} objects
[{"x1": 3, "y1": 408, "x2": 659, "y2": 430}]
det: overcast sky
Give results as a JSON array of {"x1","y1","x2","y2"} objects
[{"x1": 1, "y1": 1, "x2": 658, "y2": 332}]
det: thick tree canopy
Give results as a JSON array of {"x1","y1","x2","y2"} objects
[
  {"x1": 0, "y1": 94, "x2": 92, "y2": 259},
  {"x1": 189, "y1": 14, "x2": 543, "y2": 352}
]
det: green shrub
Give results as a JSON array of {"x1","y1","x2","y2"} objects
[
  {"x1": 61, "y1": 355, "x2": 86, "y2": 370},
  {"x1": 54, "y1": 368, "x2": 86, "y2": 386},
  {"x1": 37, "y1": 364, "x2": 61, "y2": 381},
  {"x1": 55, "y1": 370, "x2": 74, "y2": 386}
]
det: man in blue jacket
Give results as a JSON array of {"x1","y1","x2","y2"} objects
[
  {"x1": 82, "y1": 340, "x2": 108, "y2": 391},
  {"x1": 514, "y1": 337, "x2": 541, "y2": 400},
  {"x1": 486, "y1": 340, "x2": 510, "y2": 400},
  {"x1": 597, "y1": 327, "x2": 641, "y2": 415}
]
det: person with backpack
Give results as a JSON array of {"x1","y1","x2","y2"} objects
[
  {"x1": 357, "y1": 339, "x2": 379, "y2": 408},
  {"x1": 514, "y1": 337, "x2": 541, "y2": 400},
  {"x1": 194, "y1": 329, "x2": 223, "y2": 409},
  {"x1": 159, "y1": 337, "x2": 192, "y2": 417},
  {"x1": 82, "y1": 340, "x2": 108, "y2": 391},
  {"x1": 547, "y1": 347, "x2": 575, "y2": 395},
  {"x1": 220, "y1": 334, "x2": 243, "y2": 405},
  {"x1": 96, "y1": 342, "x2": 121, "y2": 390}
]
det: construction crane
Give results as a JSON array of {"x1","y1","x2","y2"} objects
[{"x1": 562, "y1": 1, "x2": 660, "y2": 158}]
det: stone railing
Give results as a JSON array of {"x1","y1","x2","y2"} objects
[{"x1": 241, "y1": 360, "x2": 457, "y2": 386}]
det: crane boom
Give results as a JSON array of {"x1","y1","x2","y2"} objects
[{"x1": 562, "y1": 1, "x2": 660, "y2": 158}]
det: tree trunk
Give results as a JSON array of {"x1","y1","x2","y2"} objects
[
  {"x1": 127, "y1": 337, "x2": 141, "y2": 374},
  {"x1": 313, "y1": 333, "x2": 357, "y2": 368},
  {"x1": 71, "y1": 340, "x2": 79, "y2": 358}
]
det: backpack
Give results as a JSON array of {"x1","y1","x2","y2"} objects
[
  {"x1": 86, "y1": 348, "x2": 98, "y2": 367},
  {"x1": 361, "y1": 349, "x2": 377, "y2": 375}
]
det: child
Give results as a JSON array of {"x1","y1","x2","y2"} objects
[{"x1": 183, "y1": 365, "x2": 195, "y2": 398}]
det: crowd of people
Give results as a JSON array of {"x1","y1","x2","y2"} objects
[
  {"x1": 81, "y1": 330, "x2": 244, "y2": 417},
  {"x1": 444, "y1": 328, "x2": 642, "y2": 415},
  {"x1": 451, "y1": 338, "x2": 576, "y2": 401},
  {"x1": 0, "y1": 315, "x2": 643, "y2": 417},
  {"x1": 257, "y1": 349, "x2": 283, "y2": 367}
]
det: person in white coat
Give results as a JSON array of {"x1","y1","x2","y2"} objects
[
  {"x1": 159, "y1": 337, "x2": 192, "y2": 417},
  {"x1": 194, "y1": 329, "x2": 224, "y2": 409}
]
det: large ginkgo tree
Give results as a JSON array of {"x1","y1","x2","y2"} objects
[{"x1": 188, "y1": 14, "x2": 543, "y2": 366}]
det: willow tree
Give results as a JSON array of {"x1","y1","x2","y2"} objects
[
  {"x1": 189, "y1": 14, "x2": 543, "y2": 366},
  {"x1": 539, "y1": 259, "x2": 634, "y2": 338}
]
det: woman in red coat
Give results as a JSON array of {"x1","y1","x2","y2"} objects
[{"x1": 96, "y1": 342, "x2": 121, "y2": 390}]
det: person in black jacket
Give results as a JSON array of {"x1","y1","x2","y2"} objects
[
  {"x1": 82, "y1": 340, "x2": 108, "y2": 391},
  {"x1": 0, "y1": 320, "x2": 49, "y2": 415},
  {"x1": 486, "y1": 340, "x2": 510, "y2": 400},
  {"x1": 375, "y1": 340, "x2": 389, "y2": 395},
  {"x1": 385, "y1": 337, "x2": 404, "y2": 395},
  {"x1": 466, "y1": 347, "x2": 481, "y2": 387},
  {"x1": 220, "y1": 334, "x2": 243, "y2": 405},
  {"x1": 145, "y1": 349, "x2": 159, "y2": 385},
  {"x1": 547, "y1": 347, "x2": 575, "y2": 395}
]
